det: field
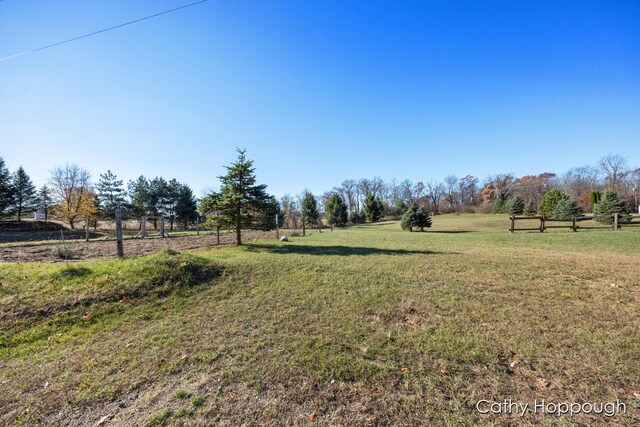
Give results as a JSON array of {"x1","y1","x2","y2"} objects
[{"x1": 1, "y1": 215, "x2": 639, "y2": 426}]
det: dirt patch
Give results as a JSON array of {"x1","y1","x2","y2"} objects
[{"x1": 0, "y1": 231, "x2": 275, "y2": 263}]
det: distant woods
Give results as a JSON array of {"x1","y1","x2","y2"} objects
[{"x1": 0, "y1": 152, "x2": 639, "y2": 232}]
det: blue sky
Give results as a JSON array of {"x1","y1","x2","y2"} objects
[{"x1": 1, "y1": 0, "x2": 639, "y2": 197}]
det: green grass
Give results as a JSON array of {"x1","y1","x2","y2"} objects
[{"x1": 1, "y1": 214, "x2": 639, "y2": 425}]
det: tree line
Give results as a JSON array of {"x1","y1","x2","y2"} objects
[{"x1": 1, "y1": 151, "x2": 638, "y2": 239}]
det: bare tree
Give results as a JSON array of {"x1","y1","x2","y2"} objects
[
  {"x1": 426, "y1": 181, "x2": 444, "y2": 214},
  {"x1": 48, "y1": 164, "x2": 93, "y2": 229},
  {"x1": 561, "y1": 166, "x2": 600, "y2": 199},
  {"x1": 599, "y1": 154, "x2": 628, "y2": 192},
  {"x1": 339, "y1": 179, "x2": 357, "y2": 213},
  {"x1": 490, "y1": 173, "x2": 515, "y2": 203},
  {"x1": 443, "y1": 175, "x2": 459, "y2": 213},
  {"x1": 458, "y1": 175, "x2": 479, "y2": 208}
]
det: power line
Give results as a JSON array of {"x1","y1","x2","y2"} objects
[{"x1": 0, "y1": 0, "x2": 208, "y2": 63}]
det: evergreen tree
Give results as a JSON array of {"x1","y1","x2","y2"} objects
[
  {"x1": 364, "y1": 194, "x2": 383, "y2": 222},
  {"x1": 0, "y1": 156, "x2": 13, "y2": 216},
  {"x1": 538, "y1": 189, "x2": 569, "y2": 217},
  {"x1": 589, "y1": 191, "x2": 602, "y2": 212},
  {"x1": 175, "y1": 184, "x2": 198, "y2": 229},
  {"x1": 128, "y1": 176, "x2": 150, "y2": 218},
  {"x1": 37, "y1": 185, "x2": 52, "y2": 221},
  {"x1": 553, "y1": 199, "x2": 583, "y2": 220},
  {"x1": 96, "y1": 170, "x2": 126, "y2": 217},
  {"x1": 492, "y1": 198, "x2": 505, "y2": 214},
  {"x1": 10, "y1": 166, "x2": 37, "y2": 220},
  {"x1": 161, "y1": 179, "x2": 182, "y2": 230},
  {"x1": 258, "y1": 196, "x2": 285, "y2": 231},
  {"x1": 301, "y1": 190, "x2": 319, "y2": 235},
  {"x1": 524, "y1": 199, "x2": 536, "y2": 216},
  {"x1": 199, "y1": 191, "x2": 227, "y2": 234},
  {"x1": 395, "y1": 199, "x2": 408, "y2": 216},
  {"x1": 507, "y1": 195, "x2": 524, "y2": 215},
  {"x1": 325, "y1": 194, "x2": 348, "y2": 226},
  {"x1": 214, "y1": 149, "x2": 270, "y2": 245},
  {"x1": 401, "y1": 205, "x2": 432, "y2": 232},
  {"x1": 349, "y1": 210, "x2": 365, "y2": 224},
  {"x1": 593, "y1": 190, "x2": 631, "y2": 225}
]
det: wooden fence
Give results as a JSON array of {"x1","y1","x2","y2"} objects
[{"x1": 509, "y1": 213, "x2": 640, "y2": 233}]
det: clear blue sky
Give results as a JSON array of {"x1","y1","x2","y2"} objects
[{"x1": 1, "y1": 0, "x2": 639, "y2": 197}]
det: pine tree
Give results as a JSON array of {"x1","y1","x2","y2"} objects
[
  {"x1": 507, "y1": 195, "x2": 524, "y2": 215},
  {"x1": 364, "y1": 194, "x2": 383, "y2": 222},
  {"x1": 326, "y1": 194, "x2": 348, "y2": 226},
  {"x1": 0, "y1": 156, "x2": 13, "y2": 216},
  {"x1": 553, "y1": 199, "x2": 583, "y2": 220},
  {"x1": 11, "y1": 166, "x2": 37, "y2": 220},
  {"x1": 215, "y1": 149, "x2": 270, "y2": 245},
  {"x1": 538, "y1": 189, "x2": 569, "y2": 217},
  {"x1": 258, "y1": 196, "x2": 285, "y2": 231},
  {"x1": 395, "y1": 199, "x2": 408, "y2": 216},
  {"x1": 524, "y1": 199, "x2": 536, "y2": 216},
  {"x1": 593, "y1": 190, "x2": 631, "y2": 225},
  {"x1": 349, "y1": 210, "x2": 365, "y2": 224},
  {"x1": 175, "y1": 184, "x2": 198, "y2": 229},
  {"x1": 301, "y1": 190, "x2": 319, "y2": 235},
  {"x1": 401, "y1": 205, "x2": 432, "y2": 231},
  {"x1": 128, "y1": 176, "x2": 150, "y2": 218},
  {"x1": 37, "y1": 185, "x2": 52, "y2": 221},
  {"x1": 492, "y1": 198, "x2": 505, "y2": 214},
  {"x1": 96, "y1": 170, "x2": 126, "y2": 217}
]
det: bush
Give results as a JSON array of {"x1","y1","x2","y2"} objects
[
  {"x1": 589, "y1": 191, "x2": 602, "y2": 211},
  {"x1": 553, "y1": 199, "x2": 583, "y2": 220},
  {"x1": 507, "y1": 195, "x2": 524, "y2": 215},
  {"x1": 538, "y1": 189, "x2": 569, "y2": 217},
  {"x1": 593, "y1": 191, "x2": 631, "y2": 225},
  {"x1": 401, "y1": 205, "x2": 432, "y2": 231},
  {"x1": 349, "y1": 211, "x2": 366, "y2": 224}
]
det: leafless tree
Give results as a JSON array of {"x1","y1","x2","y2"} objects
[
  {"x1": 458, "y1": 175, "x2": 479, "y2": 207},
  {"x1": 561, "y1": 166, "x2": 600, "y2": 199},
  {"x1": 280, "y1": 194, "x2": 299, "y2": 229},
  {"x1": 489, "y1": 173, "x2": 515, "y2": 203},
  {"x1": 426, "y1": 181, "x2": 444, "y2": 214},
  {"x1": 339, "y1": 179, "x2": 357, "y2": 213},
  {"x1": 599, "y1": 154, "x2": 628, "y2": 192},
  {"x1": 443, "y1": 175, "x2": 459, "y2": 212}
]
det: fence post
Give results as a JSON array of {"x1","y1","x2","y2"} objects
[
  {"x1": 509, "y1": 216, "x2": 515, "y2": 233},
  {"x1": 275, "y1": 213, "x2": 279, "y2": 239},
  {"x1": 572, "y1": 216, "x2": 577, "y2": 232},
  {"x1": 115, "y1": 208, "x2": 124, "y2": 258},
  {"x1": 160, "y1": 217, "x2": 165, "y2": 237},
  {"x1": 539, "y1": 215, "x2": 545, "y2": 232},
  {"x1": 613, "y1": 213, "x2": 618, "y2": 231},
  {"x1": 85, "y1": 217, "x2": 90, "y2": 242},
  {"x1": 196, "y1": 216, "x2": 200, "y2": 236},
  {"x1": 216, "y1": 225, "x2": 221, "y2": 245}
]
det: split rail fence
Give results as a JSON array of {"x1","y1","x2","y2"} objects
[{"x1": 509, "y1": 213, "x2": 640, "y2": 233}]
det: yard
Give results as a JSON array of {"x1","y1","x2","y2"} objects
[{"x1": 1, "y1": 215, "x2": 639, "y2": 426}]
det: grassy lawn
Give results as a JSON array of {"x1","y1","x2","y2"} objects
[{"x1": 1, "y1": 214, "x2": 639, "y2": 426}]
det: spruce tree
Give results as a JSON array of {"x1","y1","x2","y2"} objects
[
  {"x1": 364, "y1": 194, "x2": 383, "y2": 222},
  {"x1": 175, "y1": 184, "x2": 198, "y2": 229},
  {"x1": 0, "y1": 156, "x2": 13, "y2": 216},
  {"x1": 128, "y1": 176, "x2": 150, "y2": 218},
  {"x1": 37, "y1": 185, "x2": 52, "y2": 221},
  {"x1": 326, "y1": 194, "x2": 348, "y2": 226},
  {"x1": 538, "y1": 189, "x2": 569, "y2": 217},
  {"x1": 301, "y1": 191, "x2": 319, "y2": 235},
  {"x1": 11, "y1": 166, "x2": 37, "y2": 220},
  {"x1": 553, "y1": 199, "x2": 583, "y2": 220},
  {"x1": 349, "y1": 210, "x2": 365, "y2": 224},
  {"x1": 96, "y1": 170, "x2": 126, "y2": 217},
  {"x1": 401, "y1": 205, "x2": 432, "y2": 231},
  {"x1": 524, "y1": 200, "x2": 536, "y2": 216},
  {"x1": 593, "y1": 190, "x2": 631, "y2": 225},
  {"x1": 215, "y1": 149, "x2": 270, "y2": 245},
  {"x1": 492, "y1": 198, "x2": 505, "y2": 214},
  {"x1": 258, "y1": 196, "x2": 285, "y2": 231},
  {"x1": 507, "y1": 195, "x2": 524, "y2": 215}
]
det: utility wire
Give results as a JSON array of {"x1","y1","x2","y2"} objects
[{"x1": 0, "y1": 0, "x2": 208, "y2": 62}]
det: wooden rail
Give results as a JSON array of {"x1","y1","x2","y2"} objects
[{"x1": 509, "y1": 213, "x2": 639, "y2": 233}]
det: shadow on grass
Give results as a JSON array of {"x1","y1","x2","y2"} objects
[
  {"x1": 426, "y1": 230, "x2": 475, "y2": 234},
  {"x1": 245, "y1": 243, "x2": 453, "y2": 257}
]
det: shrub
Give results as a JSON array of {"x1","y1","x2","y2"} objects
[
  {"x1": 401, "y1": 205, "x2": 432, "y2": 231},
  {"x1": 538, "y1": 189, "x2": 569, "y2": 217},
  {"x1": 589, "y1": 191, "x2": 602, "y2": 211},
  {"x1": 349, "y1": 211, "x2": 365, "y2": 224},
  {"x1": 53, "y1": 244, "x2": 74, "y2": 260},
  {"x1": 593, "y1": 191, "x2": 631, "y2": 225},
  {"x1": 364, "y1": 194, "x2": 384, "y2": 222},
  {"x1": 553, "y1": 199, "x2": 583, "y2": 220}
]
